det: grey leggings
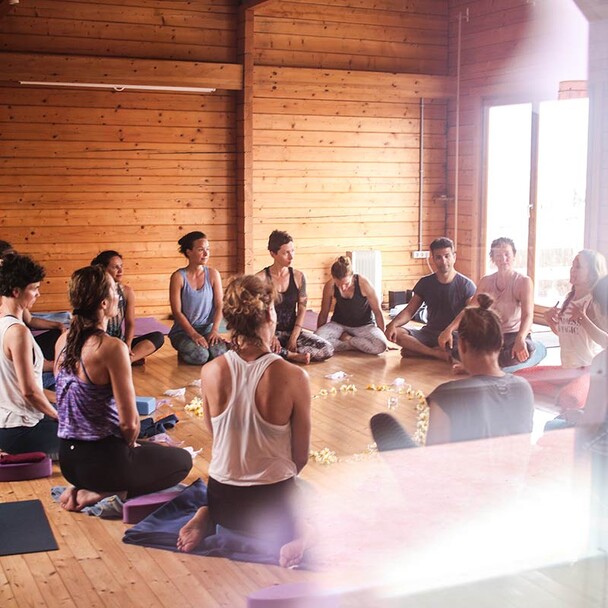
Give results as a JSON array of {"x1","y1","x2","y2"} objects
[{"x1": 316, "y1": 321, "x2": 388, "y2": 355}]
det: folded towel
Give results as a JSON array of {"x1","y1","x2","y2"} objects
[
  {"x1": 1, "y1": 451, "x2": 47, "y2": 465},
  {"x1": 123, "y1": 479, "x2": 305, "y2": 567}
]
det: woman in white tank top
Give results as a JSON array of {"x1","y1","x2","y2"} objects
[{"x1": 176, "y1": 275, "x2": 312, "y2": 568}]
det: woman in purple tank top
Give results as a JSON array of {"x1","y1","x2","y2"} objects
[{"x1": 55, "y1": 265, "x2": 192, "y2": 512}]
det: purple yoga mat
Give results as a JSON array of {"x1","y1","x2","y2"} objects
[{"x1": 134, "y1": 317, "x2": 170, "y2": 336}]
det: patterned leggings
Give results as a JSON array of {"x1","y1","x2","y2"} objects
[
  {"x1": 276, "y1": 330, "x2": 334, "y2": 362},
  {"x1": 316, "y1": 321, "x2": 388, "y2": 355}
]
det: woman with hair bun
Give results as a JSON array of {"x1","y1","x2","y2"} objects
[
  {"x1": 168, "y1": 231, "x2": 228, "y2": 365},
  {"x1": 177, "y1": 274, "x2": 312, "y2": 568},
  {"x1": 91, "y1": 250, "x2": 164, "y2": 366},
  {"x1": 54, "y1": 265, "x2": 192, "y2": 511},
  {"x1": 371, "y1": 294, "x2": 534, "y2": 449},
  {"x1": 316, "y1": 256, "x2": 388, "y2": 355},
  {"x1": 0, "y1": 253, "x2": 59, "y2": 457}
]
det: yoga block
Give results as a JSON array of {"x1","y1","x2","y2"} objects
[
  {"x1": 123, "y1": 490, "x2": 183, "y2": 524},
  {"x1": 136, "y1": 396, "x2": 156, "y2": 416},
  {"x1": 0, "y1": 456, "x2": 52, "y2": 482}
]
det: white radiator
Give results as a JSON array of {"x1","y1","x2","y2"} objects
[{"x1": 346, "y1": 250, "x2": 382, "y2": 302}]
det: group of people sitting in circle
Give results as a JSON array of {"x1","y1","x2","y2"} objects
[{"x1": 1, "y1": 230, "x2": 608, "y2": 568}]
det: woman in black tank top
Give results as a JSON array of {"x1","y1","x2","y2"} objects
[
  {"x1": 316, "y1": 256, "x2": 388, "y2": 355},
  {"x1": 256, "y1": 230, "x2": 333, "y2": 363}
]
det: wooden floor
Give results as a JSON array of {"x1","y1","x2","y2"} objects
[{"x1": 1, "y1": 336, "x2": 605, "y2": 607}]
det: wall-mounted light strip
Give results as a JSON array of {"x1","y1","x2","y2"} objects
[{"x1": 19, "y1": 81, "x2": 216, "y2": 94}]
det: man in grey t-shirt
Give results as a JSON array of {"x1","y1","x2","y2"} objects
[{"x1": 385, "y1": 237, "x2": 475, "y2": 361}]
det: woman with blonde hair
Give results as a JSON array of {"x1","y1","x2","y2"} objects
[
  {"x1": 177, "y1": 274, "x2": 312, "y2": 568},
  {"x1": 316, "y1": 256, "x2": 388, "y2": 355},
  {"x1": 516, "y1": 249, "x2": 608, "y2": 411}
]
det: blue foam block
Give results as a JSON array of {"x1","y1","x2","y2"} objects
[{"x1": 136, "y1": 396, "x2": 157, "y2": 416}]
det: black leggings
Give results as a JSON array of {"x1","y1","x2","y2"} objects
[
  {"x1": 34, "y1": 329, "x2": 62, "y2": 362},
  {"x1": 207, "y1": 476, "x2": 297, "y2": 546},
  {"x1": 0, "y1": 416, "x2": 59, "y2": 459},
  {"x1": 59, "y1": 436, "x2": 192, "y2": 499},
  {"x1": 133, "y1": 331, "x2": 165, "y2": 352}
]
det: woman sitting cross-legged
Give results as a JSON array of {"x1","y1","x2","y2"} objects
[
  {"x1": 91, "y1": 250, "x2": 165, "y2": 366},
  {"x1": 371, "y1": 294, "x2": 534, "y2": 450},
  {"x1": 0, "y1": 253, "x2": 59, "y2": 458},
  {"x1": 516, "y1": 249, "x2": 608, "y2": 412},
  {"x1": 169, "y1": 231, "x2": 228, "y2": 366},
  {"x1": 55, "y1": 265, "x2": 192, "y2": 512},
  {"x1": 256, "y1": 229, "x2": 333, "y2": 363},
  {"x1": 316, "y1": 256, "x2": 388, "y2": 355},
  {"x1": 177, "y1": 275, "x2": 312, "y2": 568}
]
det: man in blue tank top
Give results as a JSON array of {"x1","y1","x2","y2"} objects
[{"x1": 384, "y1": 237, "x2": 476, "y2": 362}]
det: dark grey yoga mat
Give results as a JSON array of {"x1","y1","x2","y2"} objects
[{"x1": 0, "y1": 499, "x2": 58, "y2": 556}]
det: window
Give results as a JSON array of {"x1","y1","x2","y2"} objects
[{"x1": 484, "y1": 98, "x2": 589, "y2": 306}]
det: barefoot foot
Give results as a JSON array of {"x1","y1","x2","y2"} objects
[
  {"x1": 177, "y1": 507, "x2": 211, "y2": 553},
  {"x1": 287, "y1": 352, "x2": 311, "y2": 365},
  {"x1": 279, "y1": 537, "x2": 307, "y2": 568},
  {"x1": 59, "y1": 486, "x2": 79, "y2": 511}
]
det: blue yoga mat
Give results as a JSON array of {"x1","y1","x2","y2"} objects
[
  {"x1": 503, "y1": 341, "x2": 547, "y2": 373},
  {"x1": 0, "y1": 500, "x2": 58, "y2": 556}
]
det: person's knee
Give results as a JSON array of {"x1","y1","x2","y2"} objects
[
  {"x1": 180, "y1": 344, "x2": 210, "y2": 366},
  {"x1": 208, "y1": 341, "x2": 228, "y2": 360},
  {"x1": 147, "y1": 331, "x2": 165, "y2": 351}
]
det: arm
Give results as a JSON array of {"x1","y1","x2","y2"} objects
[
  {"x1": 384, "y1": 294, "x2": 423, "y2": 342},
  {"x1": 288, "y1": 271, "x2": 308, "y2": 352},
  {"x1": 438, "y1": 280, "x2": 478, "y2": 350},
  {"x1": 359, "y1": 276, "x2": 385, "y2": 332},
  {"x1": 105, "y1": 339, "x2": 139, "y2": 446},
  {"x1": 512, "y1": 276, "x2": 534, "y2": 362},
  {"x1": 543, "y1": 304, "x2": 560, "y2": 335},
  {"x1": 169, "y1": 270, "x2": 207, "y2": 347},
  {"x1": 290, "y1": 369, "x2": 312, "y2": 473},
  {"x1": 316, "y1": 280, "x2": 334, "y2": 329},
  {"x1": 22, "y1": 309, "x2": 64, "y2": 332},
  {"x1": 123, "y1": 284, "x2": 136, "y2": 353},
  {"x1": 206, "y1": 268, "x2": 224, "y2": 346},
  {"x1": 7, "y1": 325, "x2": 57, "y2": 419},
  {"x1": 572, "y1": 300, "x2": 608, "y2": 349},
  {"x1": 425, "y1": 398, "x2": 451, "y2": 446}
]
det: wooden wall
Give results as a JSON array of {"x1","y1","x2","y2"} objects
[
  {"x1": 1, "y1": 0, "x2": 456, "y2": 314},
  {"x1": 250, "y1": 0, "x2": 451, "y2": 307},
  {"x1": 446, "y1": 0, "x2": 590, "y2": 279},
  {"x1": 0, "y1": 0, "x2": 239, "y2": 316}
]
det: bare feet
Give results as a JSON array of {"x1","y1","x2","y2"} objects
[
  {"x1": 59, "y1": 486, "x2": 80, "y2": 511},
  {"x1": 58, "y1": 487, "x2": 118, "y2": 511},
  {"x1": 279, "y1": 537, "x2": 307, "y2": 568},
  {"x1": 286, "y1": 352, "x2": 311, "y2": 365},
  {"x1": 177, "y1": 507, "x2": 211, "y2": 553}
]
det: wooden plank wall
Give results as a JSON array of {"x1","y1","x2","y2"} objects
[
  {"x1": 250, "y1": 0, "x2": 451, "y2": 307},
  {"x1": 446, "y1": 0, "x2": 590, "y2": 279},
  {"x1": 0, "y1": 0, "x2": 238, "y2": 316}
]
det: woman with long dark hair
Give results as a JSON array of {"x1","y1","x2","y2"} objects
[
  {"x1": 91, "y1": 250, "x2": 164, "y2": 366},
  {"x1": 55, "y1": 265, "x2": 191, "y2": 511}
]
